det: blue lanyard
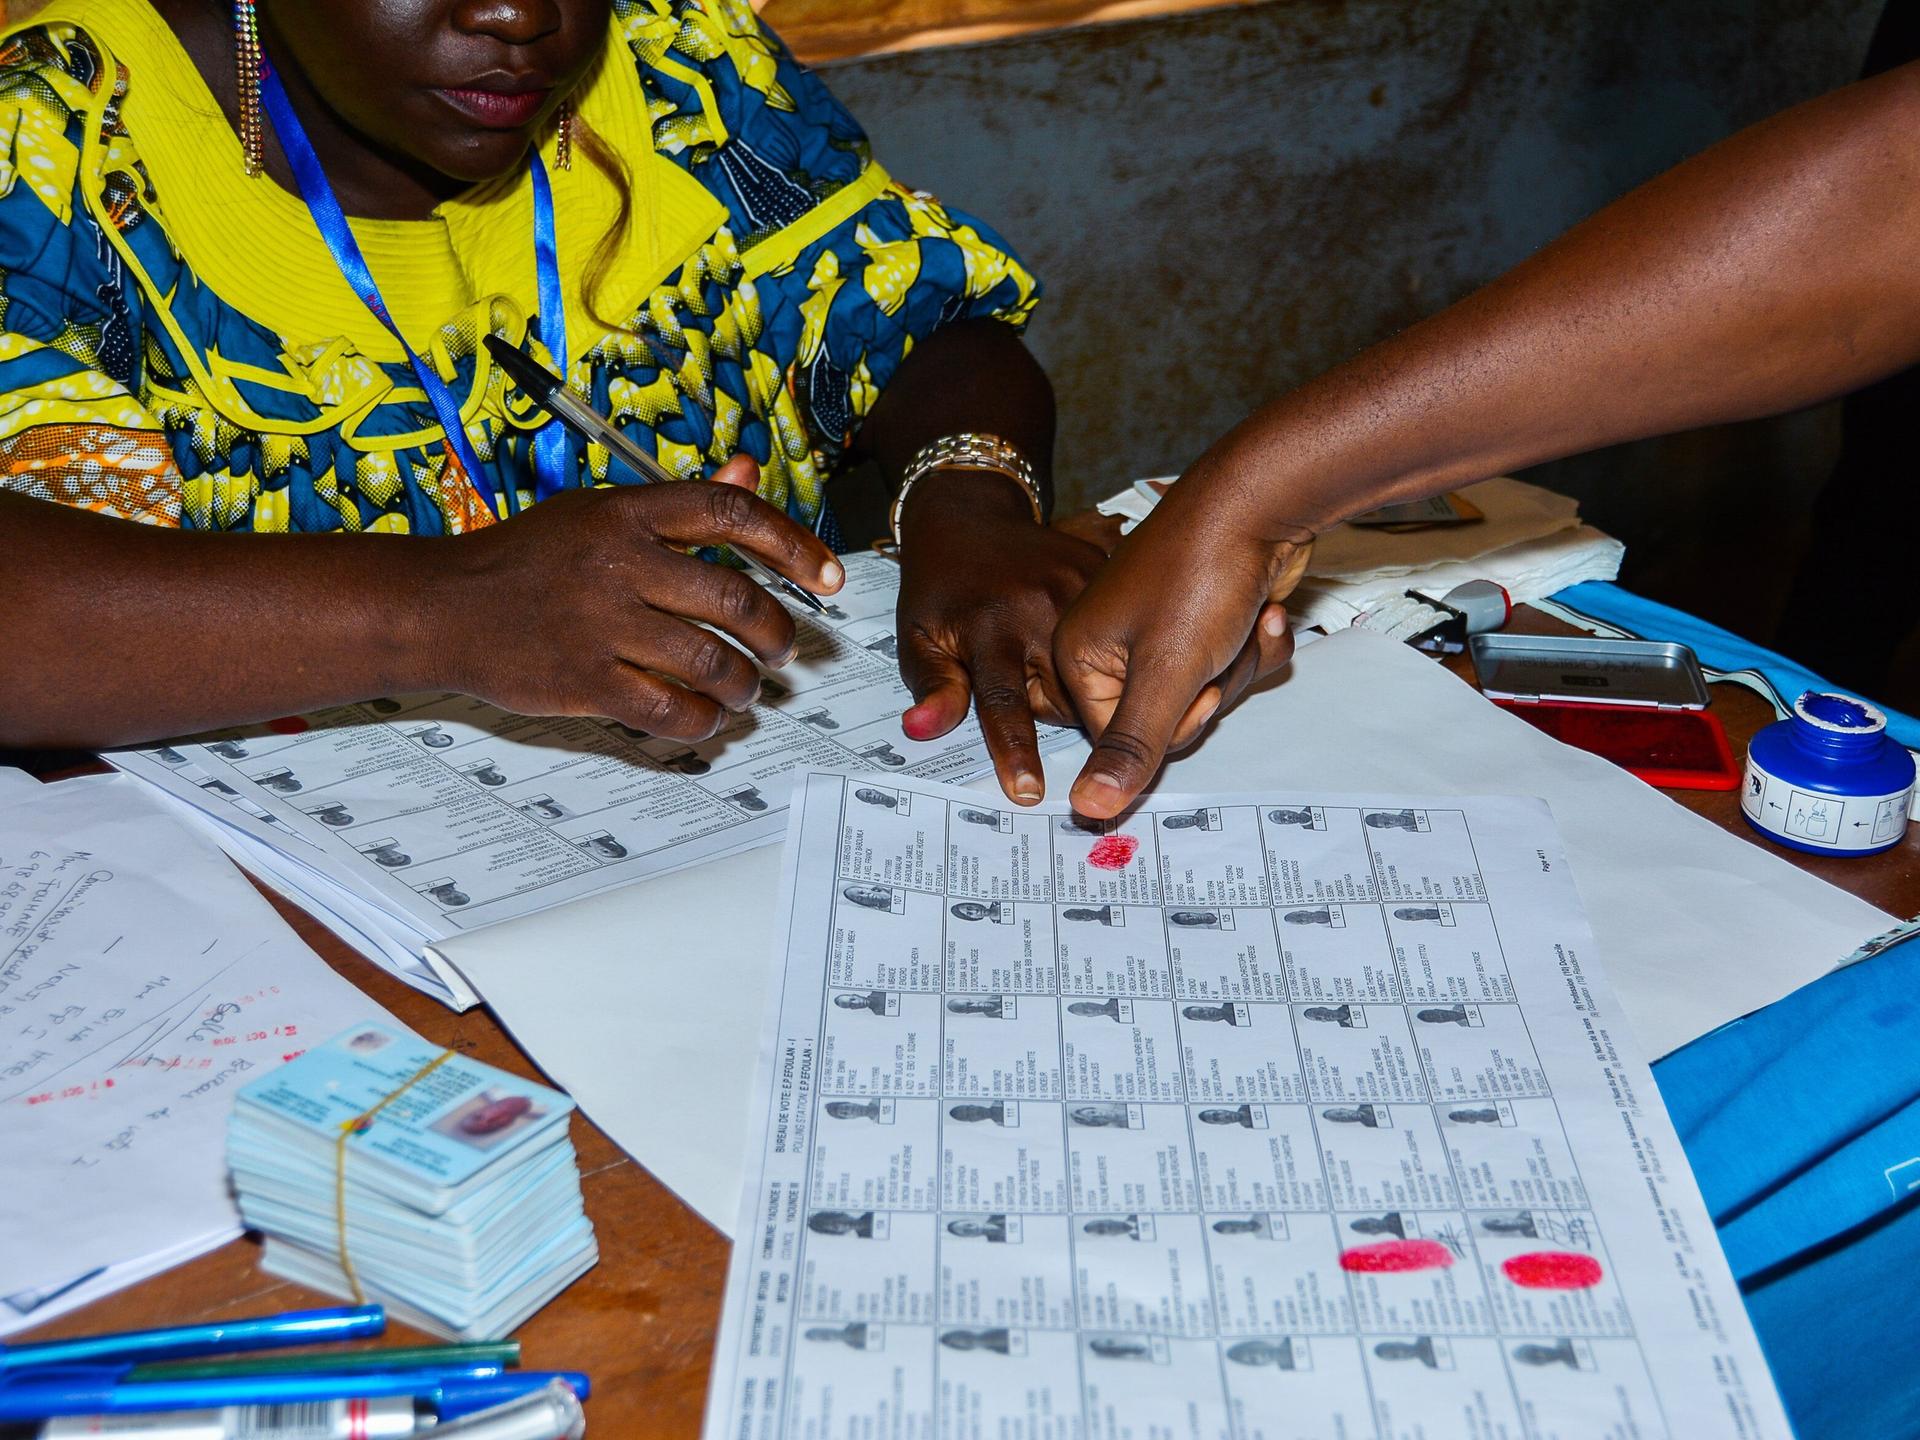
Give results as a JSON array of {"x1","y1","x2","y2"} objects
[
  {"x1": 527, "y1": 158, "x2": 572, "y2": 499},
  {"x1": 257, "y1": 60, "x2": 574, "y2": 514}
]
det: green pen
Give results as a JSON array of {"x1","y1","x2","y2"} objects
[{"x1": 124, "y1": 1340, "x2": 520, "y2": 1382}]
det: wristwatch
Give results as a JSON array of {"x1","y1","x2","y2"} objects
[{"x1": 889, "y1": 433, "x2": 1045, "y2": 553}]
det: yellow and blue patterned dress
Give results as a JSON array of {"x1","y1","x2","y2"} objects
[{"x1": 0, "y1": 0, "x2": 1039, "y2": 536}]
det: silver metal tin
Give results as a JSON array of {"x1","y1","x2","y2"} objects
[{"x1": 1468, "y1": 634, "x2": 1711, "y2": 709}]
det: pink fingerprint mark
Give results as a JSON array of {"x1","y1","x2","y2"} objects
[
  {"x1": 1086, "y1": 834, "x2": 1139, "y2": 870},
  {"x1": 1502, "y1": 1252, "x2": 1603, "y2": 1289},
  {"x1": 1338, "y1": 1239, "x2": 1455, "y2": 1274},
  {"x1": 267, "y1": 716, "x2": 310, "y2": 735}
]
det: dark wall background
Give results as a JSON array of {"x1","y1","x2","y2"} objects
[{"x1": 822, "y1": 0, "x2": 1918, "y2": 708}]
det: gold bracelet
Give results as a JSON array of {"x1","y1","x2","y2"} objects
[{"x1": 889, "y1": 433, "x2": 1044, "y2": 554}]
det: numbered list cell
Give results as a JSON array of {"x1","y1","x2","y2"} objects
[
  {"x1": 1180, "y1": 1002, "x2": 1306, "y2": 1104},
  {"x1": 945, "y1": 802, "x2": 1054, "y2": 901},
  {"x1": 942, "y1": 1103, "x2": 1070, "y2": 1213},
  {"x1": 1388, "y1": 902, "x2": 1516, "y2": 1003},
  {"x1": 798, "y1": 1208, "x2": 937, "y2": 1323},
  {"x1": 942, "y1": 995, "x2": 1063, "y2": 1099},
  {"x1": 1192, "y1": 1104, "x2": 1328, "y2": 1212},
  {"x1": 937, "y1": 1328, "x2": 1083, "y2": 1440},
  {"x1": 1062, "y1": 996, "x2": 1184, "y2": 1101},
  {"x1": 822, "y1": 989, "x2": 940, "y2": 1095},
  {"x1": 1224, "y1": 1333, "x2": 1373, "y2": 1440},
  {"x1": 1053, "y1": 815, "x2": 1160, "y2": 905},
  {"x1": 1363, "y1": 1336, "x2": 1525, "y2": 1440},
  {"x1": 1278, "y1": 903, "x2": 1402, "y2": 1003},
  {"x1": 1361, "y1": 808, "x2": 1490, "y2": 903},
  {"x1": 1153, "y1": 804, "x2": 1270, "y2": 906},
  {"x1": 811, "y1": 1095, "x2": 940, "y2": 1210},
  {"x1": 1208, "y1": 1212, "x2": 1355, "y2": 1336},
  {"x1": 829, "y1": 883, "x2": 943, "y2": 991},
  {"x1": 1067, "y1": 1103, "x2": 1197, "y2": 1213},
  {"x1": 1294, "y1": 1004, "x2": 1429, "y2": 1104},
  {"x1": 1442, "y1": 1101, "x2": 1590, "y2": 1211},
  {"x1": 1057, "y1": 904, "x2": 1172, "y2": 998},
  {"x1": 1260, "y1": 805, "x2": 1380, "y2": 904},
  {"x1": 839, "y1": 784, "x2": 946, "y2": 892},
  {"x1": 945, "y1": 901, "x2": 1057, "y2": 994},
  {"x1": 1335, "y1": 1209, "x2": 1496, "y2": 1335},
  {"x1": 1415, "y1": 1003, "x2": 1552, "y2": 1102},
  {"x1": 938, "y1": 1213, "x2": 1076, "y2": 1329},
  {"x1": 1169, "y1": 907, "x2": 1288, "y2": 1001},
  {"x1": 1316, "y1": 1100, "x2": 1459, "y2": 1210},
  {"x1": 1073, "y1": 1211, "x2": 1217, "y2": 1336}
]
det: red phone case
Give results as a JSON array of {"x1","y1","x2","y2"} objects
[{"x1": 1494, "y1": 699, "x2": 1741, "y2": 790}]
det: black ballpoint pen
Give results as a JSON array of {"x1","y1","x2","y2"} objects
[{"x1": 483, "y1": 334, "x2": 829, "y2": 614}]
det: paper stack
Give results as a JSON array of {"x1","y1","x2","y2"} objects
[
  {"x1": 228, "y1": 1024, "x2": 597, "y2": 1340},
  {"x1": 0, "y1": 772, "x2": 402, "y2": 1337}
]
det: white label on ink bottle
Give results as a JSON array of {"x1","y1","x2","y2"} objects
[{"x1": 1742, "y1": 754, "x2": 1913, "y2": 854}]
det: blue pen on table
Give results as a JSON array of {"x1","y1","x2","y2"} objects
[
  {"x1": 0, "y1": 1367, "x2": 588, "y2": 1422},
  {"x1": 483, "y1": 334, "x2": 831, "y2": 615},
  {"x1": 0, "y1": 1307, "x2": 384, "y2": 1374}
]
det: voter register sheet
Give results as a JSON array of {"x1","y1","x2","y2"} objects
[{"x1": 705, "y1": 774, "x2": 1789, "y2": 1440}]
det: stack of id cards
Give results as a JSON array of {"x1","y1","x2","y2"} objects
[{"x1": 226, "y1": 1024, "x2": 598, "y2": 1339}]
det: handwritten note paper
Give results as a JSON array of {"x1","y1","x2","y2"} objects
[{"x1": 0, "y1": 774, "x2": 395, "y2": 1333}]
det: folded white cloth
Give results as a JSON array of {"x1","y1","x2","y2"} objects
[
  {"x1": 1095, "y1": 475, "x2": 1623, "y2": 632},
  {"x1": 1305, "y1": 524, "x2": 1625, "y2": 634}
]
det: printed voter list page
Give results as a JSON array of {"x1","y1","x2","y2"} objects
[
  {"x1": 108, "y1": 552, "x2": 1075, "y2": 946},
  {"x1": 705, "y1": 773, "x2": 1790, "y2": 1440}
]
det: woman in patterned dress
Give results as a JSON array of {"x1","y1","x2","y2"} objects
[{"x1": 0, "y1": 0, "x2": 1099, "y2": 807}]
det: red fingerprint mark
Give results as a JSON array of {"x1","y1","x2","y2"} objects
[
  {"x1": 1339, "y1": 1240, "x2": 1455, "y2": 1274},
  {"x1": 1087, "y1": 834, "x2": 1139, "y2": 870},
  {"x1": 1502, "y1": 1251, "x2": 1603, "y2": 1289},
  {"x1": 267, "y1": 716, "x2": 309, "y2": 735}
]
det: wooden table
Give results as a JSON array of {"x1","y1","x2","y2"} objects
[{"x1": 13, "y1": 608, "x2": 1919, "y2": 1436}]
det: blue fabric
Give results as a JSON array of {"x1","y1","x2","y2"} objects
[
  {"x1": 1654, "y1": 931, "x2": 1920, "y2": 1439},
  {"x1": 1551, "y1": 581, "x2": 1920, "y2": 752}
]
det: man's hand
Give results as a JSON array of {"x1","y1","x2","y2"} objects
[
  {"x1": 1053, "y1": 486, "x2": 1310, "y2": 819},
  {"x1": 895, "y1": 472, "x2": 1108, "y2": 804}
]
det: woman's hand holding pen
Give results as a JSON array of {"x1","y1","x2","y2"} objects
[
  {"x1": 895, "y1": 471, "x2": 1108, "y2": 805},
  {"x1": 442, "y1": 456, "x2": 843, "y2": 743},
  {"x1": 1052, "y1": 456, "x2": 1310, "y2": 819}
]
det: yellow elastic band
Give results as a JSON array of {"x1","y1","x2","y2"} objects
[{"x1": 333, "y1": 1047, "x2": 458, "y2": 1304}]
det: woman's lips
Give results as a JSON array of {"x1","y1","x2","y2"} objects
[{"x1": 434, "y1": 86, "x2": 551, "y2": 129}]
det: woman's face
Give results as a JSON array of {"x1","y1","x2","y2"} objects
[{"x1": 266, "y1": 0, "x2": 612, "y2": 185}]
